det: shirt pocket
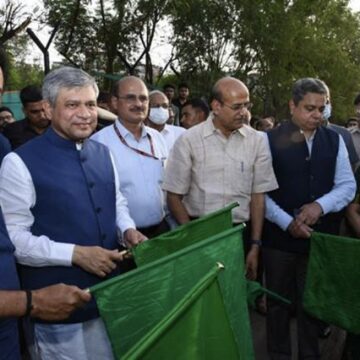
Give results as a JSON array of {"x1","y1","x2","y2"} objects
[{"x1": 232, "y1": 160, "x2": 253, "y2": 195}]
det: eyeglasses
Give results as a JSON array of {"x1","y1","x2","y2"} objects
[
  {"x1": 220, "y1": 101, "x2": 253, "y2": 111},
  {"x1": 116, "y1": 94, "x2": 149, "y2": 103},
  {"x1": 150, "y1": 104, "x2": 169, "y2": 109}
]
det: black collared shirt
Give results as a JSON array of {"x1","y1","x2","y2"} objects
[{"x1": 3, "y1": 118, "x2": 47, "y2": 150}]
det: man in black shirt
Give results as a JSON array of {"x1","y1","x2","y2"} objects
[{"x1": 3, "y1": 85, "x2": 49, "y2": 149}]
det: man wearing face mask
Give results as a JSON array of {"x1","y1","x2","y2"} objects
[
  {"x1": 321, "y1": 81, "x2": 359, "y2": 170},
  {"x1": 92, "y1": 77, "x2": 170, "y2": 240},
  {"x1": 146, "y1": 90, "x2": 185, "y2": 151}
]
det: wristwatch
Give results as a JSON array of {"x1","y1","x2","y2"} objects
[{"x1": 249, "y1": 239, "x2": 262, "y2": 247}]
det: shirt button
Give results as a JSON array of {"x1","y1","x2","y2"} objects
[
  {"x1": 96, "y1": 207, "x2": 101, "y2": 213},
  {"x1": 101, "y1": 234, "x2": 106, "y2": 240},
  {"x1": 89, "y1": 182, "x2": 95, "y2": 188}
]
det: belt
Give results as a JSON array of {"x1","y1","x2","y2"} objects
[{"x1": 138, "y1": 218, "x2": 170, "y2": 238}]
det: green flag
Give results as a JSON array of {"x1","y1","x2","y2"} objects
[
  {"x1": 303, "y1": 232, "x2": 360, "y2": 334},
  {"x1": 122, "y1": 264, "x2": 239, "y2": 360},
  {"x1": 246, "y1": 280, "x2": 291, "y2": 309},
  {"x1": 91, "y1": 226, "x2": 254, "y2": 359},
  {"x1": 133, "y1": 202, "x2": 237, "y2": 266}
]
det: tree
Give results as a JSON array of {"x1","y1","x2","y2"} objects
[
  {"x1": 0, "y1": 0, "x2": 31, "y2": 45},
  {"x1": 42, "y1": 0, "x2": 172, "y2": 87},
  {"x1": 232, "y1": 0, "x2": 360, "y2": 120}
]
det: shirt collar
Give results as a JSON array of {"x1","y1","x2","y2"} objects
[
  {"x1": 203, "y1": 113, "x2": 249, "y2": 138},
  {"x1": 116, "y1": 118, "x2": 147, "y2": 139}
]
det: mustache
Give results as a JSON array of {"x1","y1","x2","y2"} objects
[{"x1": 130, "y1": 106, "x2": 145, "y2": 112}]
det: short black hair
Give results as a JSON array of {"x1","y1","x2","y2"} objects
[
  {"x1": 163, "y1": 83, "x2": 176, "y2": 91},
  {"x1": 0, "y1": 106, "x2": 13, "y2": 115},
  {"x1": 178, "y1": 82, "x2": 189, "y2": 90},
  {"x1": 346, "y1": 117, "x2": 359, "y2": 127},
  {"x1": 20, "y1": 85, "x2": 43, "y2": 106},
  {"x1": 97, "y1": 91, "x2": 110, "y2": 103},
  {"x1": 354, "y1": 93, "x2": 360, "y2": 106},
  {"x1": 183, "y1": 98, "x2": 210, "y2": 118},
  {"x1": 292, "y1": 78, "x2": 326, "y2": 106}
]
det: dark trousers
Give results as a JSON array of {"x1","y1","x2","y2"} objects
[
  {"x1": 138, "y1": 218, "x2": 170, "y2": 239},
  {"x1": 263, "y1": 248, "x2": 320, "y2": 360}
]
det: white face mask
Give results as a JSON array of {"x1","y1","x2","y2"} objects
[
  {"x1": 322, "y1": 103, "x2": 332, "y2": 121},
  {"x1": 148, "y1": 107, "x2": 169, "y2": 125}
]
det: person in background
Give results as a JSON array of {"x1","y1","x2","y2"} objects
[
  {"x1": 146, "y1": 90, "x2": 185, "y2": 151},
  {"x1": 3, "y1": 85, "x2": 50, "y2": 149},
  {"x1": 163, "y1": 83, "x2": 180, "y2": 126},
  {"x1": 321, "y1": 82, "x2": 359, "y2": 170},
  {"x1": 255, "y1": 116, "x2": 275, "y2": 132},
  {"x1": 172, "y1": 82, "x2": 190, "y2": 116},
  {"x1": 180, "y1": 98, "x2": 209, "y2": 129},
  {"x1": 0, "y1": 106, "x2": 15, "y2": 130},
  {"x1": 346, "y1": 117, "x2": 359, "y2": 130}
]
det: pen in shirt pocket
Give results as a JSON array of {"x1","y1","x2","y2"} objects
[{"x1": 241, "y1": 161, "x2": 244, "y2": 172}]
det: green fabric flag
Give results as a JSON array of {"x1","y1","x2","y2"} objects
[
  {"x1": 303, "y1": 232, "x2": 360, "y2": 334},
  {"x1": 246, "y1": 281, "x2": 291, "y2": 309},
  {"x1": 133, "y1": 202, "x2": 237, "y2": 266},
  {"x1": 91, "y1": 226, "x2": 254, "y2": 359},
  {"x1": 122, "y1": 264, "x2": 239, "y2": 360}
]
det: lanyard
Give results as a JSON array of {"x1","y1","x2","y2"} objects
[{"x1": 113, "y1": 124, "x2": 159, "y2": 160}]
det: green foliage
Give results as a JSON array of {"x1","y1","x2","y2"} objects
[
  {"x1": 7, "y1": 56, "x2": 44, "y2": 90},
  {"x1": 5, "y1": 0, "x2": 360, "y2": 122}
]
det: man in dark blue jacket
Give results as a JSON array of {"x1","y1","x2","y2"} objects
[
  {"x1": 263, "y1": 78, "x2": 356, "y2": 359},
  {"x1": 0, "y1": 66, "x2": 145, "y2": 359}
]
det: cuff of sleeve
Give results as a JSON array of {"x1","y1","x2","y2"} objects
[
  {"x1": 314, "y1": 199, "x2": 327, "y2": 215},
  {"x1": 52, "y1": 243, "x2": 75, "y2": 266},
  {"x1": 118, "y1": 220, "x2": 136, "y2": 237},
  {"x1": 280, "y1": 215, "x2": 293, "y2": 232}
]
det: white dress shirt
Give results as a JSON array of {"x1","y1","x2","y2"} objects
[
  {"x1": 160, "y1": 124, "x2": 186, "y2": 151},
  {"x1": 0, "y1": 146, "x2": 136, "y2": 267},
  {"x1": 265, "y1": 134, "x2": 356, "y2": 230},
  {"x1": 92, "y1": 120, "x2": 168, "y2": 228}
]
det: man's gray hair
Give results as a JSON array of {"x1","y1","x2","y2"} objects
[
  {"x1": 292, "y1": 78, "x2": 327, "y2": 105},
  {"x1": 149, "y1": 90, "x2": 166, "y2": 98},
  {"x1": 42, "y1": 66, "x2": 99, "y2": 107}
]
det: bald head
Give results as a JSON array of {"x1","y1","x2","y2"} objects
[
  {"x1": 212, "y1": 77, "x2": 249, "y2": 103},
  {"x1": 211, "y1": 77, "x2": 251, "y2": 136},
  {"x1": 114, "y1": 76, "x2": 147, "y2": 97}
]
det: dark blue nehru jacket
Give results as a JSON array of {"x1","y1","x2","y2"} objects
[
  {"x1": 16, "y1": 128, "x2": 121, "y2": 323},
  {"x1": 263, "y1": 120, "x2": 340, "y2": 253},
  {"x1": 0, "y1": 209, "x2": 21, "y2": 360}
]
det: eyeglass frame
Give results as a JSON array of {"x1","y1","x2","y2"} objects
[
  {"x1": 219, "y1": 101, "x2": 253, "y2": 112},
  {"x1": 115, "y1": 94, "x2": 149, "y2": 104}
]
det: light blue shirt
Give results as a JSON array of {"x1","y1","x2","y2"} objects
[
  {"x1": 92, "y1": 120, "x2": 168, "y2": 228},
  {"x1": 265, "y1": 133, "x2": 356, "y2": 231}
]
